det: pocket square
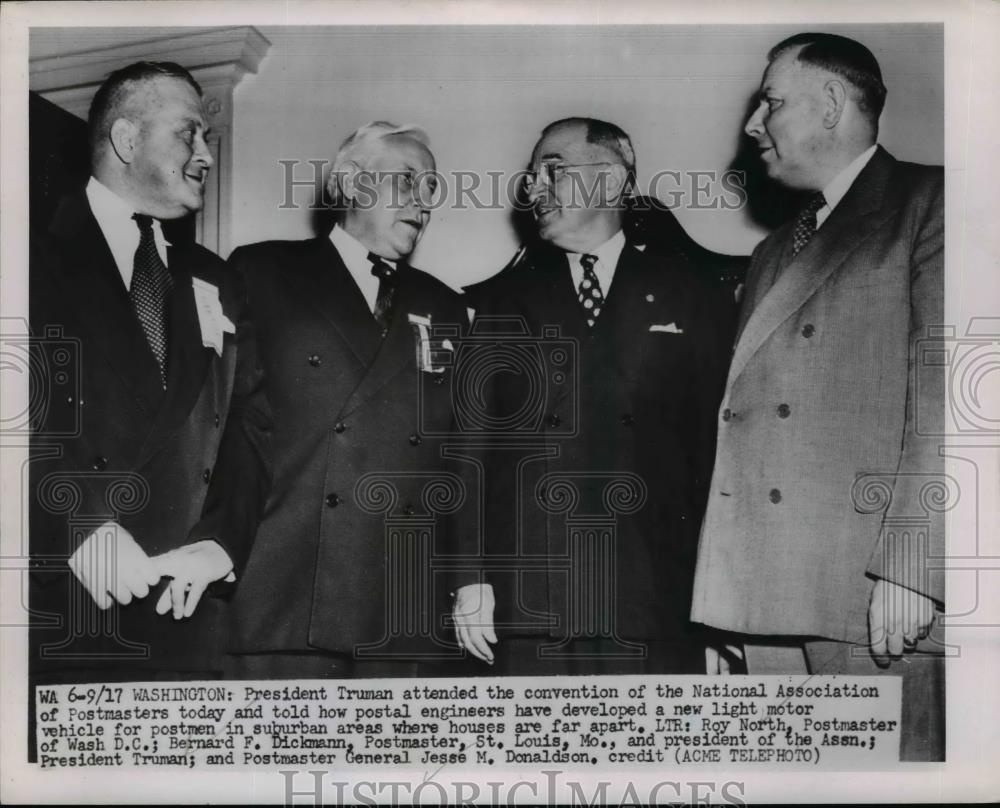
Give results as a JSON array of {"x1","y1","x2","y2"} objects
[{"x1": 649, "y1": 323, "x2": 684, "y2": 334}]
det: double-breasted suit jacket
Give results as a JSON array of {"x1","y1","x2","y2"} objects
[
  {"x1": 209, "y1": 238, "x2": 476, "y2": 658},
  {"x1": 471, "y1": 239, "x2": 731, "y2": 653},
  {"x1": 29, "y1": 190, "x2": 242, "y2": 677},
  {"x1": 691, "y1": 147, "x2": 945, "y2": 643}
]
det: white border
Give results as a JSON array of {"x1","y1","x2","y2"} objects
[{"x1": 3, "y1": 1, "x2": 998, "y2": 803}]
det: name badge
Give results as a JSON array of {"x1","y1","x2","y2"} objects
[{"x1": 192, "y1": 278, "x2": 235, "y2": 357}]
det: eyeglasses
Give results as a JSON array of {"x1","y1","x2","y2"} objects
[
  {"x1": 523, "y1": 161, "x2": 617, "y2": 191},
  {"x1": 367, "y1": 169, "x2": 441, "y2": 207}
]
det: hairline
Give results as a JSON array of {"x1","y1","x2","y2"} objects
[
  {"x1": 536, "y1": 119, "x2": 635, "y2": 173},
  {"x1": 766, "y1": 35, "x2": 885, "y2": 123},
  {"x1": 327, "y1": 122, "x2": 432, "y2": 207},
  {"x1": 89, "y1": 71, "x2": 203, "y2": 162}
]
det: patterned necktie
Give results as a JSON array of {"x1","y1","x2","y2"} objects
[
  {"x1": 130, "y1": 214, "x2": 173, "y2": 387},
  {"x1": 791, "y1": 192, "x2": 827, "y2": 257},
  {"x1": 577, "y1": 253, "x2": 605, "y2": 328},
  {"x1": 369, "y1": 252, "x2": 399, "y2": 337}
]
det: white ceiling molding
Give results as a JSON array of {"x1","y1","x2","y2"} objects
[{"x1": 30, "y1": 27, "x2": 270, "y2": 118}]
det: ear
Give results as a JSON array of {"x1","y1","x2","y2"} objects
[
  {"x1": 605, "y1": 163, "x2": 630, "y2": 202},
  {"x1": 822, "y1": 78, "x2": 848, "y2": 129},
  {"x1": 332, "y1": 161, "x2": 362, "y2": 204},
  {"x1": 109, "y1": 118, "x2": 138, "y2": 164}
]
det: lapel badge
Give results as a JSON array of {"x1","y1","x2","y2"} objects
[{"x1": 408, "y1": 313, "x2": 450, "y2": 373}]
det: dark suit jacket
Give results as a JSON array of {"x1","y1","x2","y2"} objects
[
  {"x1": 692, "y1": 147, "x2": 945, "y2": 642},
  {"x1": 207, "y1": 238, "x2": 476, "y2": 657},
  {"x1": 29, "y1": 190, "x2": 241, "y2": 677},
  {"x1": 470, "y1": 238, "x2": 731, "y2": 649}
]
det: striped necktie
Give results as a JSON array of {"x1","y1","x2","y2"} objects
[{"x1": 369, "y1": 252, "x2": 399, "y2": 338}]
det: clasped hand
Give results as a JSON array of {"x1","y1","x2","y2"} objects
[{"x1": 68, "y1": 521, "x2": 234, "y2": 619}]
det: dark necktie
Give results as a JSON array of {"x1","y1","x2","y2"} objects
[
  {"x1": 368, "y1": 252, "x2": 399, "y2": 337},
  {"x1": 131, "y1": 214, "x2": 173, "y2": 387},
  {"x1": 791, "y1": 192, "x2": 827, "y2": 257},
  {"x1": 577, "y1": 253, "x2": 605, "y2": 328}
]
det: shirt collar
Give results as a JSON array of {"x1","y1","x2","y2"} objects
[
  {"x1": 568, "y1": 228, "x2": 627, "y2": 274},
  {"x1": 329, "y1": 224, "x2": 398, "y2": 274},
  {"x1": 821, "y1": 144, "x2": 878, "y2": 215},
  {"x1": 85, "y1": 176, "x2": 169, "y2": 287},
  {"x1": 86, "y1": 175, "x2": 136, "y2": 227},
  {"x1": 85, "y1": 176, "x2": 170, "y2": 243}
]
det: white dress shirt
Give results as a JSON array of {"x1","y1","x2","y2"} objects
[
  {"x1": 816, "y1": 144, "x2": 878, "y2": 229},
  {"x1": 85, "y1": 176, "x2": 169, "y2": 289},
  {"x1": 329, "y1": 224, "x2": 397, "y2": 315},
  {"x1": 566, "y1": 228, "x2": 627, "y2": 298}
]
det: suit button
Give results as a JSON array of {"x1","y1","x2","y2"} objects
[
  {"x1": 214, "y1": 413, "x2": 221, "y2": 427},
  {"x1": 325, "y1": 493, "x2": 341, "y2": 508},
  {"x1": 802, "y1": 324, "x2": 815, "y2": 338},
  {"x1": 777, "y1": 403, "x2": 791, "y2": 418},
  {"x1": 403, "y1": 504, "x2": 416, "y2": 516},
  {"x1": 620, "y1": 414, "x2": 634, "y2": 426},
  {"x1": 546, "y1": 414, "x2": 561, "y2": 429},
  {"x1": 409, "y1": 433, "x2": 422, "y2": 446},
  {"x1": 769, "y1": 488, "x2": 782, "y2": 504},
  {"x1": 334, "y1": 421, "x2": 346, "y2": 433},
  {"x1": 308, "y1": 354, "x2": 322, "y2": 367},
  {"x1": 92, "y1": 456, "x2": 108, "y2": 471},
  {"x1": 202, "y1": 468, "x2": 212, "y2": 484},
  {"x1": 722, "y1": 408, "x2": 733, "y2": 422}
]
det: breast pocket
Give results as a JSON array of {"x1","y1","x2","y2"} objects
[{"x1": 640, "y1": 325, "x2": 691, "y2": 378}]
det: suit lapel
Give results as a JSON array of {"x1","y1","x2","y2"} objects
[
  {"x1": 136, "y1": 247, "x2": 216, "y2": 462},
  {"x1": 729, "y1": 147, "x2": 897, "y2": 384},
  {"x1": 286, "y1": 238, "x2": 383, "y2": 367},
  {"x1": 47, "y1": 193, "x2": 166, "y2": 416},
  {"x1": 338, "y1": 266, "x2": 423, "y2": 419},
  {"x1": 531, "y1": 251, "x2": 588, "y2": 409},
  {"x1": 594, "y1": 244, "x2": 654, "y2": 378},
  {"x1": 734, "y1": 231, "x2": 787, "y2": 342}
]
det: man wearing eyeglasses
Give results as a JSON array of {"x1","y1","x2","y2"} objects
[
  {"x1": 453, "y1": 117, "x2": 731, "y2": 675},
  {"x1": 201, "y1": 122, "x2": 474, "y2": 678}
]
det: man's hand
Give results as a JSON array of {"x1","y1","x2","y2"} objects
[
  {"x1": 152, "y1": 540, "x2": 235, "y2": 620},
  {"x1": 453, "y1": 583, "x2": 497, "y2": 664},
  {"x1": 68, "y1": 521, "x2": 160, "y2": 609},
  {"x1": 868, "y1": 578, "x2": 937, "y2": 666},
  {"x1": 705, "y1": 643, "x2": 744, "y2": 674}
]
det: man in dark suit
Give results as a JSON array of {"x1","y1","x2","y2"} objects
[
  {"x1": 29, "y1": 62, "x2": 241, "y2": 688},
  {"x1": 454, "y1": 118, "x2": 731, "y2": 674},
  {"x1": 691, "y1": 34, "x2": 945, "y2": 760},
  {"x1": 209, "y1": 122, "x2": 474, "y2": 678}
]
